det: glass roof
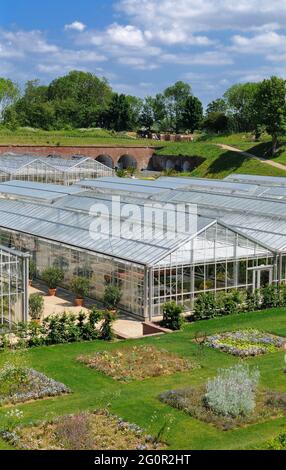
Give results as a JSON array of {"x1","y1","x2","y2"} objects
[
  {"x1": 0, "y1": 153, "x2": 113, "y2": 175},
  {"x1": 0, "y1": 175, "x2": 283, "y2": 263}
]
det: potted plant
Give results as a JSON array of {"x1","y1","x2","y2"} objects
[
  {"x1": 103, "y1": 284, "x2": 122, "y2": 313},
  {"x1": 29, "y1": 293, "x2": 44, "y2": 322},
  {"x1": 29, "y1": 259, "x2": 37, "y2": 286},
  {"x1": 70, "y1": 276, "x2": 90, "y2": 307},
  {"x1": 42, "y1": 267, "x2": 64, "y2": 296}
]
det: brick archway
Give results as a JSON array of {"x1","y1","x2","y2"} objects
[
  {"x1": 117, "y1": 154, "x2": 137, "y2": 170},
  {"x1": 96, "y1": 155, "x2": 114, "y2": 169}
]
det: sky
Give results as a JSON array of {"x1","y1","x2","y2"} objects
[{"x1": 2, "y1": 0, "x2": 286, "y2": 105}]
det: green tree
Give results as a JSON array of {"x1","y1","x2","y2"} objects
[
  {"x1": 255, "y1": 76, "x2": 286, "y2": 155},
  {"x1": 182, "y1": 95, "x2": 203, "y2": 132},
  {"x1": 223, "y1": 82, "x2": 259, "y2": 132},
  {"x1": 104, "y1": 93, "x2": 131, "y2": 131},
  {"x1": 163, "y1": 81, "x2": 192, "y2": 132},
  {"x1": 49, "y1": 71, "x2": 112, "y2": 128},
  {"x1": 206, "y1": 98, "x2": 227, "y2": 115},
  {"x1": 139, "y1": 97, "x2": 155, "y2": 131},
  {"x1": 203, "y1": 112, "x2": 229, "y2": 134},
  {"x1": 125, "y1": 95, "x2": 143, "y2": 130},
  {"x1": 0, "y1": 78, "x2": 19, "y2": 121}
]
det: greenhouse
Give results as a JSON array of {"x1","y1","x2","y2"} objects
[
  {"x1": 0, "y1": 245, "x2": 29, "y2": 326},
  {"x1": 0, "y1": 153, "x2": 114, "y2": 185},
  {"x1": 0, "y1": 177, "x2": 280, "y2": 320}
]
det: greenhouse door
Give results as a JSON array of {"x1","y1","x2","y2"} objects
[{"x1": 251, "y1": 266, "x2": 273, "y2": 291}]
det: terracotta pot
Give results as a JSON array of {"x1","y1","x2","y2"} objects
[
  {"x1": 48, "y1": 288, "x2": 57, "y2": 297},
  {"x1": 74, "y1": 298, "x2": 84, "y2": 307}
]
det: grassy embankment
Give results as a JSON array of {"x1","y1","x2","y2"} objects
[{"x1": 1, "y1": 128, "x2": 286, "y2": 178}]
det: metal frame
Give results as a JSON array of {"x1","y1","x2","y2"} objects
[
  {"x1": 0, "y1": 245, "x2": 29, "y2": 326},
  {"x1": 0, "y1": 154, "x2": 114, "y2": 185}
]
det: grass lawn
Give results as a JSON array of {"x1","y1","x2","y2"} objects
[
  {"x1": 0, "y1": 307, "x2": 285, "y2": 450},
  {"x1": 156, "y1": 141, "x2": 286, "y2": 178},
  {"x1": 0, "y1": 128, "x2": 159, "y2": 147},
  {"x1": 203, "y1": 133, "x2": 286, "y2": 167}
]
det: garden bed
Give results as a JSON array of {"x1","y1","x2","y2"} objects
[
  {"x1": 203, "y1": 329, "x2": 285, "y2": 357},
  {"x1": 78, "y1": 345, "x2": 196, "y2": 382},
  {"x1": 159, "y1": 387, "x2": 286, "y2": 431},
  {"x1": 0, "y1": 368, "x2": 70, "y2": 406},
  {"x1": 2, "y1": 410, "x2": 163, "y2": 450}
]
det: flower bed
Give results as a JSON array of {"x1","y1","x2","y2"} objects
[
  {"x1": 159, "y1": 387, "x2": 286, "y2": 431},
  {"x1": 0, "y1": 368, "x2": 70, "y2": 406},
  {"x1": 2, "y1": 410, "x2": 163, "y2": 450},
  {"x1": 204, "y1": 329, "x2": 285, "y2": 357},
  {"x1": 78, "y1": 345, "x2": 196, "y2": 382}
]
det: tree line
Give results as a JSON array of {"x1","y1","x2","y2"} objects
[{"x1": 1, "y1": 71, "x2": 286, "y2": 154}]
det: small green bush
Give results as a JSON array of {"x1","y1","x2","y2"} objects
[
  {"x1": 103, "y1": 285, "x2": 122, "y2": 310},
  {"x1": 194, "y1": 292, "x2": 217, "y2": 320},
  {"x1": 70, "y1": 277, "x2": 90, "y2": 299},
  {"x1": 162, "y1": 301, "x2": 184, "y2": 330},
  {"x1": 42, "y1": 267, "x2": 64, "y2": 289},
  {"x1": 246, "y1": 289, "x2": 261, "y2": 311},
  {"x1": 29, "y1": 294, "x2": 44, "y2": 320},
  {"x1": 100, "y1": 311, "x2": 116, "y2": 341},
  {"x1": 261, "y1": 285, "x2": 281, "y2": 309}
]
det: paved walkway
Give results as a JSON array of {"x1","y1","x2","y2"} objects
[
  {"x1": 30, "y1": 284, "x2": 145, "y2": 339},
  {"x1": 216, "y1": 143, "x2": 286, "y2": 172}
]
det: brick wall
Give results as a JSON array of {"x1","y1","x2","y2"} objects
[{"x1": 0, "y1": 145, "x2": 156, "y2": 171}]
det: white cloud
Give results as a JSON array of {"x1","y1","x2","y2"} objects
[
  {"x1": 117, "y1": 0, "x2": 286, "y2": 33},
  {"x1": 231, "y1": 31, "x2": 286, "y2": 54},
  {"x1": 65, "y1": 21, "x2": 86, "y2": 32},
  {"x1": 117, "y1": 56, "x2": 158, "y2": 69},
  {"x1": 160, "y1": 51, "x2": 233, "y2": 66},
  {"x1": 1, "y1": 30, "x2": 59, "y2": 54},
  {"x1": 106, "y1": 24, "x2": 147, "y2": 48}
]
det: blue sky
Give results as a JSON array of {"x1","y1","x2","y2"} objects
[{"x1": 2, "y1": 0, "x2": 286, "y2": 105}]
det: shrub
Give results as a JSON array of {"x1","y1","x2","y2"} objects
[
  {"x1": 0, "y1": 360, "x2": 29, "y2": 398},
  {"x1": 100, "y1": 311, "x2": 116, "y2": 341},
  {"x1": 77, "y1": 309, "x2": 102, "y2": 341},
  {"x1": 70, "y1": 277, "x2": 90, "y2": 299},
  {"x1": 266, "y1": 432, "x2": 286, "y2": 450},
  {"x1": 42, "y1": 267, "x2": 64, "y2": 289},
  {"x1": 162, "y1": 301, "x2": 184, "y2": 330},
  {"x1": 261, "y1": 285, "x2": 281, "y2": 309},
  {"x1": 222, "y1": 292, "x2": 241, "y2": 316},
  {"x1": 279, "y1": 284, "x2": 286, "y2": 306},
  {"x1": 246, "y1": 289, "x2": 261, "y2": 311},
  {"x1": 43, "y1": 313, "x2": 81, "y2": 344},
  {"x1": 103, "y1": 285, "x2": 122, "y2": 310},
  {"x1": 194, "y1": 292, "x2": 217, "y2": 320},
  {"x1": 29, "y1": 294, "x2": 44, "y2": 320},
  {"x1": 205, "y1": 364, "x2": 260, "y2": 418}
]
